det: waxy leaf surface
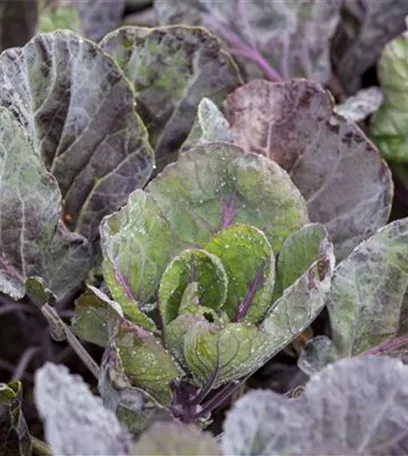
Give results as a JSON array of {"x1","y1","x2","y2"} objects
[
  {"x1": 35, "y1": 363, "x2": 131, "y2": 456},
  {"x1": 327, "y1": 218, "x2": 408, "y2": 357},
  {"x1": 225, "y1": 79, "x2": 393, "y2": 259},
  {"x1": 0, "y1": 107, "x2": 90, "y2": 300},
  {"x1": 0, "y1": 30, "x2": 153, "y2": 241},
  {"x1": 223, "y1": 356, "x2": 408, "y2": 455},
  {"x1": 100, "y1": 26, "x2": 241, "y2": 166},
  {"x1": 155, "y1": 0, "x2": 340, "y2": 83},
  {"x1": 205, "y1": 225, "x2": 275, "y2": 324}
]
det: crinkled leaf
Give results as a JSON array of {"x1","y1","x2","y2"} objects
[
  {"x1": 184, "y1": 320, "x2": 271, "y2": 388},
  {"x1": 38, "y1": 1, "x2": 83, "y2": 34},
  {"x1": 100, "y1": 26, "x2": 241, "y2": 166},
  {"x1": 180, "y1": 98, "x2": 233, "y2": 153},
  {"x1": 260, "y1": 235, "x2": 334, "y2": 356},
  {"x1": 224, "y1": 79, "x2": 393, "y2": 259},
  {"x1": 155, "y1": 0, "x2": 340, "y2": 84},
  {"x1": 146, "y1": 143, "x2": 308, "y2": 254},
  {"x1": 222, "y1": 356, "x2": 408, "y2": 455},
  {"x1": 115, "y1": 320, "x2": 183, "y2": 406},
  {"x1": 101, "y1": 190, "x2": 175, "y2": 328},
  {"x1": 205, "y1": 225, "x2": 275, "y2": 324},
  {"x1": 0, "y1": 1, "x2": 37, "y2": 51},
  {"x1": 0, "y1": 382, "x2": 31, "y2": 456},
  {"x1": 335, "y1": 87, "x2": 383, "y2": 122},
  {"x1": 327, "y1": 218, "x2": 408, "y2": 357},
  {"x1": 35, "y1": 363, "x2": 131, "y2": 456},
  {"x1": 159, "y1": 249, "x2": 228, "y2": 325},
  {"x1": 370, "y1": 33, "x2": 408, "y2": 162},
  {"x1": 99, "y1": 342, "x2": 172, "y2": 437},
  {"x1": 131, "y1": 422, "x2": 220, "y2": 456},
  {"x1": 297, "y1": 335, "x2": 339, "y2": 376},
  {"x1": 332, "y1": 0, "x2": 408, "y2": 93},
  {"x1": 0, "y1": 30, "x2": 154, "y2": 242},
  {"x1": 0, "y1": 107, "x2": 90, "y2": 300},
  {"x1": 274, "y1": 223, "x2": 327, "y2": 300},
  {"x1": 72, "y1": 285, "x2": 123, "y2": 347}
]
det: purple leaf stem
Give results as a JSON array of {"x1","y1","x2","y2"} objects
[
  {"x1": 233, "y1": 269, "x2": 264, "y2": 322},
  {"x1": 364, "y1": 336, "x2": 408, "y2": 356}
]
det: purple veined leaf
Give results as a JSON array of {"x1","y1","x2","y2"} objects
[
  {"x1": 0, "y1": 107, "x2": 91, "y2": 300},
  {"x1": 155, "y1": 0, "x2": 341, "y2": 84},
  {"x1": 223, "y1": 356, "x2": 408, "y2": 455},
  {"x1": 0, "y1": 30, "x2": 154, "y2": 243},
  {"x1": 224, "y1": 79, "x2": 393, "y2": 260},
  {"x1": 332, "y1": 0, "x2": 408, "y2": 94},
  {"x1": 34, "y1": 363, "x2": 132, "y2": 456},
  {"x1": 100, "y1": 26, "x2": 242, "y2": 169}
]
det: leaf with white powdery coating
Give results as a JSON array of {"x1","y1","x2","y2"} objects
[
  {"x1": 180, "y1": 98, "x2": 233, "y2": 153},
  {"x1": 0, "y1": 30, "x2": 153, "y2": 242},
  {"x1": 224, "y1": 79, "x2": 393, "y2": 259},
  {"x1": 100, "y1": 26, "x2": 241, "y2": 167},
  {"x1": 0, "y1": 107, "x2": 90, "y2": 300},
  {"x1": 35, "y1": 363, "x2": 131, "y2": 456},
  {"x1": 327, "y1": 217, "x2": 408, "y2": 357},
  {"x1": 131, "y1": 422, "x2": 220, "y2": 456},
  {"x1": 222, "y1": 356, "x2": 408, "y2": 455},
  {"x1": 155, "y1": 0, "x2": 341, "y2": 84}
]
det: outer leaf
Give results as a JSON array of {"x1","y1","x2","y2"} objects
[
  {"x1": 334, "y1": 87, "x2": 383, "y2": 123},
  {"x1": 274, "y1": 223, "x2": 327, "y2": 299},
  {"x1": 180, "y1": 98, "x2": 233, "y2": 153},
  {"x1": 327, "y1": 218, "x2": 408, "y2": 357},
  {"x1": 0, "y1": 382, "x2": 31, "y2": 456},
  {"x1": 0, "y1": 107, "x2": 90, "y2": 300},
  {"x1": 100, "y1": 26, "x2": 241, "y2": 165},
  {"x1": 0, "y1": 1, "x2": 37, "y2": 51},
  {"x1": 0, "y1": 30, "x2": 154, "y2": 241},
  {"x1": 72, "y1": 285, "x2": 124, "y2": 347},
  {"x1": 35, "y1": 363, "x2": 131, "y2": 456},
  {"x1": 101, "y1": 189, "x2": 175, "y2": 327},
  {"x1": 155, "y1": 0, "x2": 341, "y2": 84},
  {"x1": 224, "y1": 79, "x2": 393, "y2": 259},
  {"x1": 370, "y1": 33, "x2": 408, "y2": 162},
  {"x1": 183, "y1": 320, "x2": 271, "y2": 388},
  {"x1": 131, "y1": 422, "x2": 220, "y2": 456},
  {"x1": 146, "y1": 143, "x2": 309, "y2": 254},
  {"x1": 115, "y1": 319, "x2": 183, "y2": 406},
  {"x1": 222, "y1": 356, "x2": 408, "y2": 455},
  {"x1": 159, "y1": 249, "x2": 228, "y2": 325},
  {"x1": 260, "y1": 234, "x2": 334, "y2": 356},
  {"x1": 205, "y1": 225, "x2": 275, "y2": 324},
  {"x1": 332, "y1": 0, "x2": 408, "y2": 93}
]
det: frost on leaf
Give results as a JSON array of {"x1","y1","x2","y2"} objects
[
  {"x1": 224, "y1": 79, "x2": 393, "y2": 259},
  {"x1": 223, "y1": 356, "x2": 408, "y2": 455},
  {"x1": 100, "y1": 26, "x2": 241, "y2": 167},
  {"x1": 34, "y1": 363, "x2": 131, "y2": 456},
  {"x1": 0, "y1": 107, "x2": 90, "y2": 300},
  {"x1": 0, "y1": 30, "x2": 153, "y2": 242}
]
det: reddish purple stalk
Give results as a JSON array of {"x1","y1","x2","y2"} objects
[
  {"x1": 364, "y1": 336, "x2": 408, "y2": 356},
  {"x1": 233, "y1": 269, "x2": 264, "y2": 322},
  {"x1": 221, "y1": 187, "x2": 237, "y2": 229}
]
